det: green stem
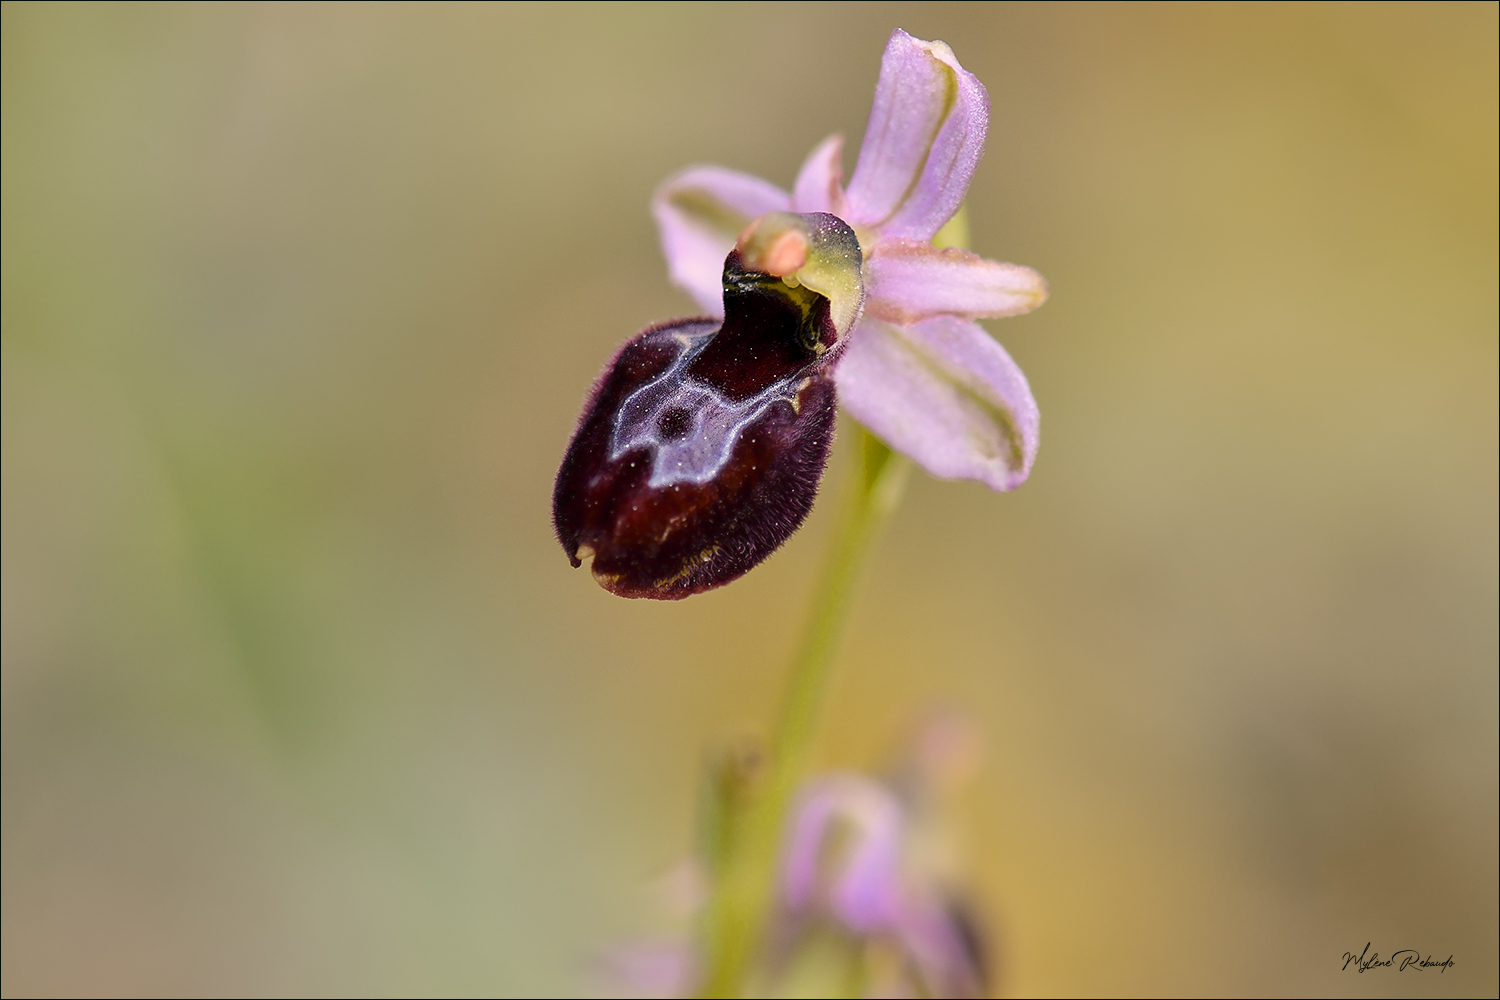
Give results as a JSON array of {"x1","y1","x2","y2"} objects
[
  {"x1": 699, "y1": 423, "x2": 910, "y2": 997},
  {"x1": 770, "y1": 425, "x2": 910, "y2": 781}
]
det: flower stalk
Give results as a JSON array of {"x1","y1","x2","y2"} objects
[
  {"x1": 771, "y1": 426, "x2": 911, "y2": 788},
  {"x1": 697, "y1": 208, "x2": 972, "y2": 997},
  {"x1": 698, "y1": 423, "x2": 910, "y2": 997}
]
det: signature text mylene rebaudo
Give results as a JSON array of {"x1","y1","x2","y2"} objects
[{"x1": 1343, "y1": 943, "x2": 1454, "y2": 973}]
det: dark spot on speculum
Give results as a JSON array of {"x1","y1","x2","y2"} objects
[
  {"x1": 552, "y1": 250, "x2": 842, "y2": 599},
  {"x1": 657, "y1": 406, "x2": 694, "y2": 441}
]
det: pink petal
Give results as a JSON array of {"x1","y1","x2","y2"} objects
[
  {"x1": 835, "y1": 316, "x2": 1038, "y2": 491},
  {"x1": 782, "y1": 776, "x2": 905, "y2": 933},
  {"x1": 595, "y1": 940, "x2": 696, "y2": 998},
  {"x1": 829, "y1": 794, "x2": 904, "y2": 933},
  {"x1": 651, "y1": 167, "x2": 791, "y2": 317},
  {"x1": 865, "y1": 238, "x2": 1048, "y2": 324},
  {"x1": 845, "y1": 31, "x2": 989, "y2": 240},
  {"x1": 791, "y1": 134, "x2": 848, "y2": 215},
  {"x1": 781, "y1": 782, "x2": 839, "y2": 910},
  {"x1": 896, "y1": 898, "x2": 988, "y2": 998}
]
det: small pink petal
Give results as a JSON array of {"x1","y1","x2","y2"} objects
[
  {"x1": 782, "y1": 782, "x2": 838, "y2": 910},
  {"x1": 782, "y1": 776, "x2": 906, "y2": 933},
  {"x1": 595, "y1": 940, "x2": 696, "y2": 998},
  {"x1": 865, "y1": 238, "x2": 1047, "y2": 324},
  {"x1": 652, "y1": 167, "x2": 791, "y2": 316},
  {"x1": 791, "y1": 134, "x2": 848, "y2": 216},
  {"x1": 896, "y1": 897, "x2": 988, "y2": 998},
  {"x1": 829, "y1": 791, "x2": 904, "y2": 933},
  {"x1": 835, "y1": 316, "x2": 1038, "y2": 492},
  {"x1": 845, "y1": 31, "x2": 989, "y2": 240}
]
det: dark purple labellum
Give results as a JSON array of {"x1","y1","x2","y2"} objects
[{"x1": 553, "y1": 244, "x2": 852, "y2": 599}]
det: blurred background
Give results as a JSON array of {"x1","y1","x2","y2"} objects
[{"x1": 3, "y1": 3, "x2": 1495, "y2": 996}]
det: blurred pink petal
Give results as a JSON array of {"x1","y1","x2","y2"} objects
[
  {"x1": 896, "y1": 898, "x2": 988, "y2": 999},
  {"x1": 845, "y1": 30, "x2": 989, "y2": 240},
  {"x1": 836, "y1": 316, "x2": 1039, "y2": 491},
  {"x1": 652, "y1": 167, "x2": 791, "y2": 316},
  {"x1": 595, "y1": 940, "x2": 695, "y2": 999},
  {"x1": 865, "y1": 238, "x2": 1048, "y2": 324},
  {"x1": 791, "y1": 134, "x2": 848, "y2": 215},
  {"x1": 778, "y1": 765, "x2": 989, "y2": 996},
  {"x1": 782, "y1": 775, "x2": 905, "y2": 933}
]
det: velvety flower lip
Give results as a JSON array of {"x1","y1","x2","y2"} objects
[
  {"x1": 653, "y1": 28, "x2": 1048, "y2": 492},
  {"x1": 552, "y1": 215, "x2": 864, "y2": 598}
]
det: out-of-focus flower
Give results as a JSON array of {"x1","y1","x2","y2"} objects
[
  {"x1": 655, "y1": 29, "x2": 1047, "y2": 492},
  {"x1": 598, "y1": 713, "x2": 989, "y2": 998},
  {"x1": 776, "y1": 773, "x2": 987, "y2": 998}
]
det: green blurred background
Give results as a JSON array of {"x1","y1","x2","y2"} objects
[{"x1": 3, "y1": 3, "x2": 1495, "y2": 996}]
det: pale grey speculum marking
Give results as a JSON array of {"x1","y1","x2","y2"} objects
[{"x1": 610, "y1": 323, "x2": 804, "y2": 489}]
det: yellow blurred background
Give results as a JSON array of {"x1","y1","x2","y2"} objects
[{"x1": 3, "y1": 3, "x2": 1495, "y2": 996}]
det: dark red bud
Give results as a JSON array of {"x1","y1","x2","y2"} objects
[{"x1": 553, "y1": 239, "x2": 854, "y2": 599}]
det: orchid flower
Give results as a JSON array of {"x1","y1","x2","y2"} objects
[
  {"x1": 654, "y1": 29, "x2": 1047, "y2": 493},
  {"x1": 779, "y1": 774, "x2": 987, "y2": 998},
  {"x1": 599, "y1": 715, "x2": 989, "y2": 998},
  {"x1": 554, "y1": 30, "x2": 1043, "y2": 598}
]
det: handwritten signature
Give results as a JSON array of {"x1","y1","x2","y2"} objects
[{"x1": 1342, "y1": 943, "x2": 1454, "y2": 973}]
